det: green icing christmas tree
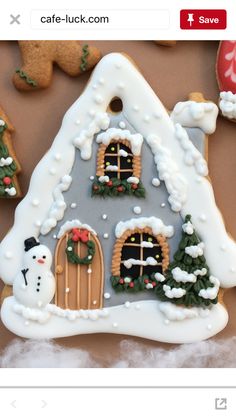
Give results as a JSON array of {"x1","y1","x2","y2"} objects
[
  {"x1": 155, "y1": 215, "x2": 219, "y2": 307},
  {"x1": 0, "y1": 111, "x2": 21, "y2": 198}
]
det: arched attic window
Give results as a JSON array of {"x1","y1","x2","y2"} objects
[{"x1": 92, "y1": 127, "x2": 145, "y2": 198}]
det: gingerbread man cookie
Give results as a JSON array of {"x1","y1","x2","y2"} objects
[
  {"x1": 13, "y1": 41, "x2": 102, "y2": 91},
  {"x1": 217, "y1": 41, "x2": 236, "y2": 121},
  {"x1": 0, "y1": 107, "x2": 21, "y2": 198}
]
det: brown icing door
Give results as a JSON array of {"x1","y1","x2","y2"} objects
[{"x1": 54, "y1": 230, "x2": 104, "y2": 310}]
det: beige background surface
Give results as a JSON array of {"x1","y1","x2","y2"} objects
[{"x1": 0, "y1": 41, "x2": 236, "y2": 365}]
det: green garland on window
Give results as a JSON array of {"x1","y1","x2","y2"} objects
[
  {"x1": 111, "y1": 272, "x2": 161, "y2": 292},
  {"x1": 92, "y1": 176, "x2": 145, "y2": 198},
  {"x1": 66, "y1": 237, "x2": 95, "y2": 265},
  {"x1": 0, "y1": 121, "x2": 17, "y2": 197}
]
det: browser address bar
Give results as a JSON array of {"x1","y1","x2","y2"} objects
[{"x1": 31, "y1": 9, "x2": 169, "y2": 30}]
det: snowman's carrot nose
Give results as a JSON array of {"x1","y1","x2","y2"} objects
[{"x1": 38, "y1": 259, "x2": 45, "y2": 264}]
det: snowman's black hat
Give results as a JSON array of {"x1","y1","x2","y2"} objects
[{"x1": 24, "y1": 237, "x2": 40, "y2": 252}]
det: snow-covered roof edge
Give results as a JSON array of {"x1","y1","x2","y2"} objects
[{"x1": 0, "y1": 52, "x2": 235, "y2": 288}]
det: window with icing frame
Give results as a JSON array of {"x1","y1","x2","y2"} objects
[
  {"x1": 111, "y1": 227, "x2": 170, "y2": 291},
  {"x1": 92, "y1": 139, "x2": 145, "y2": 197}
]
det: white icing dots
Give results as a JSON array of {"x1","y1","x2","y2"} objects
[
  {"x1": 34, "y1": 220, "x2": 42, "y2": 227},
  {"x1": 112, "y1": 322, "x2": 118, "y2": 328},
  {"x1": 31, "y1": 200, "x2": 39, "y2": 209},
  {"x1": 104, "y1": 292, "x2": 111, "y2": 299},
  {"x1": 230, "y1": 267, "x2": 236, "y2": 273},
  {"x1": 53, "y1": 234, "x2": 57, "y2": 239},
  {"x1": 94, "y1": 94, "x2": 103, "y2": 104},
  {"x1": 143, "y1": 115, "x2": 150, "y2": 123},
  {"x1": 102, "y1": 214, "x2": 108, "y2": 220},
  {"x1": 118, "y1": 82, "x2": 125, "y2": 89},
  {"x1": 89, "y1": 176, "x2": 95, "y2": 181},
  {"x1": 207, "y1": 324, "x2": 212, "y2": 330},
  {"x1": 119, "y1": 121, "x2": 126, "y2": 129},
  {"x1": 89, "y1": 109, "x2": 95, "y2": 117},
  {"x1": 65, "y1": 288, "x2": 70, "y2": 293},
  {"x1": 135, "y1": 304, "x2": 141, "y2": 310},
  {"x1": 4, "y1": 251, "x2": 13, "y2": 260},
  {"x1": 75, "y1": 119, "x2": 80, "y2": 125},
  {"x1": 54, "y1": 153, "x2": 61, "y2": 161},
  {"x1": 98, "y1": 77, "x2": 105, "y2": 85},
  {"x1": 0, "y1": 119, "x2": 5, "y2": 126},
  {"x1": 132, "y1": 105, "x2": 139, "y2": 112},
  {"x1": 87, "y1": 268, "x2": 92, "y2": 274},
  {"x1": 152, "y1": 177, "x2": 160, "y2": 187},
  {"x1": 70, "y1": 203, "x2": 77, "y2": 209},
  {"x1": 49, "y1": 168, "x2": 56, "y2": 175},
  {"x1": 124, "y1": 301, "x2": 130, "y2": 308},
  {"x1": 133, "y1": 206, "x2": 141, "y2": 215},
  {"x1": 199, "y1": 214, "x2": 207, "y2": 222},
  {"x1": 161, "y1": 203, "x2": 166, "y2": 208},
  {"x1": 103, "y1": 233, "x2": 109, "y2": 239}
]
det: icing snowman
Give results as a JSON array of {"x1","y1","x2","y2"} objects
[{"x1": 13, "y1": 237, "x2": 55, "y2": 308}]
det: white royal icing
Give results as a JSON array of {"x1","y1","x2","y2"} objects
[
  {"x1": 219, "y1": 91, "x2": 236, "y2": 119},
  {"x1": 115, "y1": 217, "x2": 174, "y2": 239},
  {"x1": 96, "y1": 127, "x2": 143, "y2": 156},
  {"x1": 40, "y1": 175, "x2": 72, "y2": 235},
  {"x1": 171, "y1": 100, "x2": 218, "y2": 134}
]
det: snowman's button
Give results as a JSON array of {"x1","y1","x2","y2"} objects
[
  {"x1": 38, "y1": 276, "x2": 41, "y2": 280},
  {"x1": 37, "y1": 282, "x2": 40, "y2": 286},
  {"x1": 36, "y1": 289, "x2": 40, "y2": 292}
]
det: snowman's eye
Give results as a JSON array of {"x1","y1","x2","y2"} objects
[
  {"x1": 43, "y1": 255, "x2": 46, "y2": 259},
  {"x1": 32, "y1": 256, "x2": 36, "y2": 259}
]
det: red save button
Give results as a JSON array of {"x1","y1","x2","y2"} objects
[{"x1": 180, "y1": 9, "x2": 227, "y2": 30}]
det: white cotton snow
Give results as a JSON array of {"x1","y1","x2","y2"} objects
[
  {"x1": 175, "y1": 124, "x2": 208, "y2": 176},
  {"x1": 73, "y1": 112, "x2": 110, "y2": 160},
  {"x1": 147, "y1": 134, "x2": 187, "y2": 212},
  {"x1": 159, "y1": 302, "x2": 210, "y2": 321},
  {"x1": 124, "y1": 257, "x2": 157, "y2": 269},
  {"x1": 40, "y1": 175, "x2": 72, "y2": 235},
  {"x1": 182, "y1": 221, "x2": 194, "y2": 235},
  {"x1": 172, "y1": 267, "x2": 197, "y2": 283},
  {"x1": 185, "y1": 242, "x2": 204, "y2": 258},
  {"x1": 198, "y1": 276, "x2": 220, "y2": 300},
  {"x1": 96, "y1": 127, "x2": 143, "y2": 156},
  {"x1": 115, "y1": 217, "x2": 174, "y2": 239},
  {"x1": 0, "y1": 339, "x2": 98, "y2": 368},
  {"x1": 163, "y1": 285, "x2": 186, "y2": 299},
  {"x1": 2, "y1": 337, "x2": 236, "y2": 367}
]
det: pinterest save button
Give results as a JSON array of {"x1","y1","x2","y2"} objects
[{"x1": 180, "y1": 9, "x2": 227, "y2": 30}]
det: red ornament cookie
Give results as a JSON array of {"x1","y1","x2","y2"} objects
[{"x1": 217, "y1": 41, "x2": 236, "y2": 121}]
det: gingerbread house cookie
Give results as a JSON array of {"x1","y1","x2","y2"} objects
[{"x1": 0, "y1": 53, "x2": 235, "y2": 343}]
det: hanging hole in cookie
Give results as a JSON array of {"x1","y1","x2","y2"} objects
[{"x1": 108, "y1": 97, "x2": 123, "y2": 114}]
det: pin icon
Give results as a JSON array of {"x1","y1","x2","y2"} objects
[{"x1": 187, "y1": 13, "x2": 194, "y2": 26}]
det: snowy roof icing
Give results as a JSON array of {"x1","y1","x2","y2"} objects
[{"x1": 0, "y1": 52, "x2": 235, "y2": 288}]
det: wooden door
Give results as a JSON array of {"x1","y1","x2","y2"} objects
[{"x1": 55, "y1": 229, "x2": 104, "y2": 310}]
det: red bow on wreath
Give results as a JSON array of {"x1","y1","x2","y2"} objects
[{"x1": 72, "y1": 228, "x2": 89, "y2": 243}]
